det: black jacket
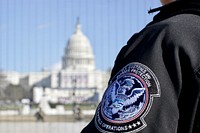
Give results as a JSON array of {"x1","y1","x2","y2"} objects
[{"x1": 82, "y1": 1, "x2": 200, "y2": 133}]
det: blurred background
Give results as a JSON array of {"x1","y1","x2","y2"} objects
[{"x1": 0, "y1": 0, "x2": 161, "y2": 133}]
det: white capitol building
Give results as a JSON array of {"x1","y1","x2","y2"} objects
[{"x1": 1, "y1": 21, "x2": 110, "y2": 105}]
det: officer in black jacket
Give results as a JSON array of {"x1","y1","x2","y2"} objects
[{"x1": 81, "y1": 0, "x2": 200, "y2": 132}]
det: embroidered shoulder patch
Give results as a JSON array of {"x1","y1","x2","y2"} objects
[{"x1": 95, "y1": 62, "x2": 160, "y2": 133}]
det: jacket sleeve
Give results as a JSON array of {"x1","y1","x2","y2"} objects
[
  {"x1": 81, "y1": 117, "x2": 101, "y2": 133},
  {"x1": 192, "y1": 68, "x2": 200, "y2": 132},
  {"x1": 158, "y1": 16, "x2": 200, "y2": 132}
]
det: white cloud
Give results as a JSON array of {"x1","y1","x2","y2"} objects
[
  {"x1": 45, "y1": 61, "x2": 62, "y2": 72},
  {"x1": 37, "y1": 23, "x2": 50, "y2": 30}
]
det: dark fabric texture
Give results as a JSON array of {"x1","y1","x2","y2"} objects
[{"x1": 81, "y1": 1, "x2": 200, "y2": 133}]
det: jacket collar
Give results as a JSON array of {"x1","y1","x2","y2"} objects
[{"x1": 148, "y1": 1, "x2": 200, "y2": 25}]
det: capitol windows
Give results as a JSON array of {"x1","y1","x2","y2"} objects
[
  {"x1": 75, "y1": 59, "x2": 82, "y2": 65},
  {"x1": 76, "y1": 60, "x2": 79, "y2": 64},
  {"x1": 80, "y1": 59, "x2": 90, "y2": 64},
  {"x1": 64, "y1": 57, "x2": 93, "y2": 66},
  {"x1": 77, "y1": 59, "x2": 83, "y2": 64},
  {"x1": 86, "y1": 59, "x2": 92, "y2": 65},
  {"x1": 69, "y1": 75, "x2": 88, "y2": 85},
  {"x1": 87, "y1": 59, "x2": 90, "y2": 64},
  {"x1": 66, "y1": 59, "x2": 72, "y2": 66}
]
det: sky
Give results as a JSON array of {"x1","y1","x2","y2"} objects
[{"x1": 0, "y1": 0, "x2": 161, "y2": 73}]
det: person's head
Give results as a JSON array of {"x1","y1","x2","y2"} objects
[
  {"x1": 161, "y1": 0, "x2": 200, "y2": 5},
  {"x1": 160, "y1": 0, "x2": 176, "y2": 5}
]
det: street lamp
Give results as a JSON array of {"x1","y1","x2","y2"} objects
[
  {"x1": 72, "y1": 77, "x2": 76, "y2": 110},
  {"x1": 72, "y1": 76, "x2": 82, "y2": 120}
]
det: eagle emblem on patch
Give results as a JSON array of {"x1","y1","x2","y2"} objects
[{"x1": 95, "y1": 62, "x2": 160, "y2": 133}]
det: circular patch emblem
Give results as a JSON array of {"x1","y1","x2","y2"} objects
[
  {"x1": 101, "y1": 74, "x2": 149, "y2": 124},
  {"x1": 95, "y1": 62, "x2": 160, "y2": 133}
]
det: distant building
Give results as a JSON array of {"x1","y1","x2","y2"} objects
[{"x1": 1, "y1": 20, "x2": 110, "y2": 104}]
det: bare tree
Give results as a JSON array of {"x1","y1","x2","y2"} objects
[
  {"x1": 4, "y1": 84, "x2": 24, "y2": 101},
  {"x1": 0, "y1": 72, "x2": 9, "y2": 100}
]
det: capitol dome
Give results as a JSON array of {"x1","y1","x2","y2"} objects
[{"x1": 62, "y1": 21, "x2": 95, "y2": 70}]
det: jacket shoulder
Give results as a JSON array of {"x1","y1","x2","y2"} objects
[
  {"x1": 153, "y1": 14, "x2": 200, "y2": 40},
  {"x1": 149, "y1": 13, "x2": 200, "y2": 70}
]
